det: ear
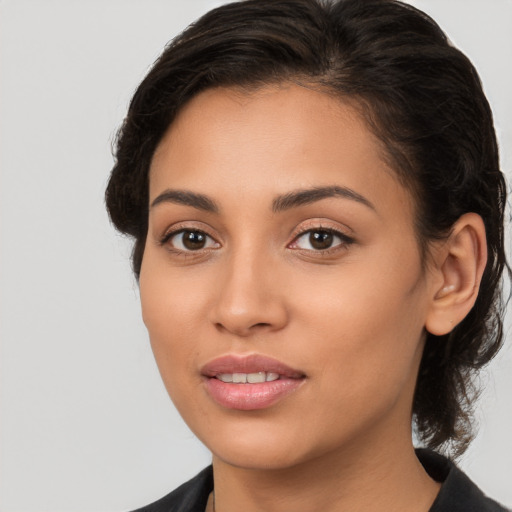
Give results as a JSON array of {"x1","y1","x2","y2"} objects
[{"x1": 425, "y1": 213, "x2": 487, "y2": 336}]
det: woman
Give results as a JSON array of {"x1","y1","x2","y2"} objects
[{"x1": 106, "y1": 0, "x2": 509, "y2": 510}]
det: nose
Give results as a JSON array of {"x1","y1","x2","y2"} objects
[{"x1": 209, "y1": 251, "x2": 289, "y2": 337}]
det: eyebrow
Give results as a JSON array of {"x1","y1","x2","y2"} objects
[
  {"x1": 150, "y1": 189, "x2": 219, "y2": 213},
  {"x1": 272, "y1": 186, "x2": 375, "y2": 212},
  {"x1": 150, "y1": 185, "x2": 375, "y2": 214}
]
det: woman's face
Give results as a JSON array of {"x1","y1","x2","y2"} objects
[{"x1": 140, "y1": 84, "x2": 438, "y2": 470}]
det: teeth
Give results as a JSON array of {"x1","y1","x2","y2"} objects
[
  {"x1": 233, "y1": 373, "x2": 247, "y2": 383},
  {"x1": 247, "y1": 372, "x2": 266, "y2": 384},
  {"x1": 216, "y1": 372, "x2": 280, "y2": 383}
]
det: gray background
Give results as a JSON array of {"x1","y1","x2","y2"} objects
[{"x1": 1, "y1": 1, "x2": 511, "y2": 510}]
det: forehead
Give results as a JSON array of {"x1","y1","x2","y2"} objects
[
  {"x1": 149, "y1": 84, "x2": 413, "y2": 218},
  {"x1": 153, "y1": 84, "x2": 370, "y2": 165}
]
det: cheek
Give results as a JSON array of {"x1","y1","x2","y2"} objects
[
  {"x1": 139, "y1": 259, "x2": 206, "y2": 395},
  {"x1": 140, "y1": 247, "x2": 211, "y2": 333},
  {"x1": 292, "y1": 254, "x2": 428, "y2": 403}
]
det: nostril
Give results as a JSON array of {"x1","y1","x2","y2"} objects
[
  {"x1": 252, "y1": 322, "x2": 271, "y2": 329},
  {"x1": 210, "y1": 291, "x2": 288, "y2": 335},
  {"x1": 214, "y1": 321, "x2": 273, "y2": 336}
]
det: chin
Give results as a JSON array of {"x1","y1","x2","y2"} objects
[
  {"x1": 212, "y1": 441, "x2": 311, "y2": 471},
  {"x1": 187, "y1": 413, "x2": 308, "y2": 469},
  {"x1": 193, "y1": 413, "x2": 348, "y2": 472}
]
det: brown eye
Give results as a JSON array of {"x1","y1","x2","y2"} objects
[
  {"x1": 291, "y1": 228, "x2": 353, "y2": 251},
  {"x1": 309, "y1": 231, "x2": 334, "y2": 250},
  {"x1": 167, "y1": 230, "x2": 218, "y2": 251},
  {"x1": 183, "y1": 231, "x2": 207, "y2": 250}
]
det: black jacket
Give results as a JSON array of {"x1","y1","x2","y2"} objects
[{"x1": 131, "y1": 450, "x2": 509, "y2": 512}]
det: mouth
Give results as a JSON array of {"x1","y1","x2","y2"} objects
[
  {"x1": 201, "y1": 354, "x2": 306, "y2": 411},
  {"x1": 215, "y1": 371, "x2": 280, "y2": 383}
]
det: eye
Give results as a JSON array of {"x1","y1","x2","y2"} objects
[
  {"x1": 291, "y1": 229, "x2": 352, "y2": 251},
  {"x1": 164, "y1": 229, "x2": 219, "y2": 251}
]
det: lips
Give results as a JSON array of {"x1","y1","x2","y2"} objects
[{"x1": 201, "y1": 354, "x2": 305, "y2": 410}]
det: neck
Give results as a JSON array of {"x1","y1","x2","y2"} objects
[{"x1": 210, "y1": 430, "x2": 440, "y2": 512}]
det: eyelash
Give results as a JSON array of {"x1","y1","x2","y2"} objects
[
  {"x1": 159, "y1": 225, "x2": 355, "y2": 255},
  {"x1": 289, "y1": 227, "x2": 355, "y2": 254},
  {"x1": 160, "y1": 228, "x2": 219, "y2": 253}
]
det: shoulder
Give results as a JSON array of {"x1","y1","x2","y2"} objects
[
  {"x1": 417, "y1": 449, "x2": 510, "y2": 512},
  {"x1": 129, "y1": 466, "x2": 213, "y2": 512}
]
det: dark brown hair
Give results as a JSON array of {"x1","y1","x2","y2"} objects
[{"x1": 106, "y1": 0, "x2": 509, "y2": 456}]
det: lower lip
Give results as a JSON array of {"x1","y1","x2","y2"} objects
[{"x1": 204, "y1": 377, "x2": 304, "y2": 410}]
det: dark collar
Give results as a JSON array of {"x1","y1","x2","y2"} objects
[
  {"x1": 131, "y1": 451, "x2": 508, "y2": 511},
  {"x1": 417, "y1": 449, "x2": 508, "y2": 511},
  {"x1": 130, "y1": 465, "x2": 213, "y2": 512}
]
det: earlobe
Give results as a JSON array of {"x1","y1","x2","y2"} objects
[{"x1": 425, "y1": 213, "x2": 487, "y2": 336}]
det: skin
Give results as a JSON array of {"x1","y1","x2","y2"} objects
[{"x1": 139, "y1": 84, "x2": 485, "y2": 512}]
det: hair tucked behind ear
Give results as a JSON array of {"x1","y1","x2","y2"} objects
[{"x1": 105, "y1": 0, "x2": 509, "y2": 457}]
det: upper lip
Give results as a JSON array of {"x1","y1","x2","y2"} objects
[{"x1": 201, "y1": 354, "x2": 305, "y2": 379}]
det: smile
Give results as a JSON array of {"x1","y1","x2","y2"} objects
[
  {"x1": 202, "y1": 354, "x2": 305, "y2": 410},
  {"x1": 216, "y1": 372, "x2": 280, "y2": 383}
]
